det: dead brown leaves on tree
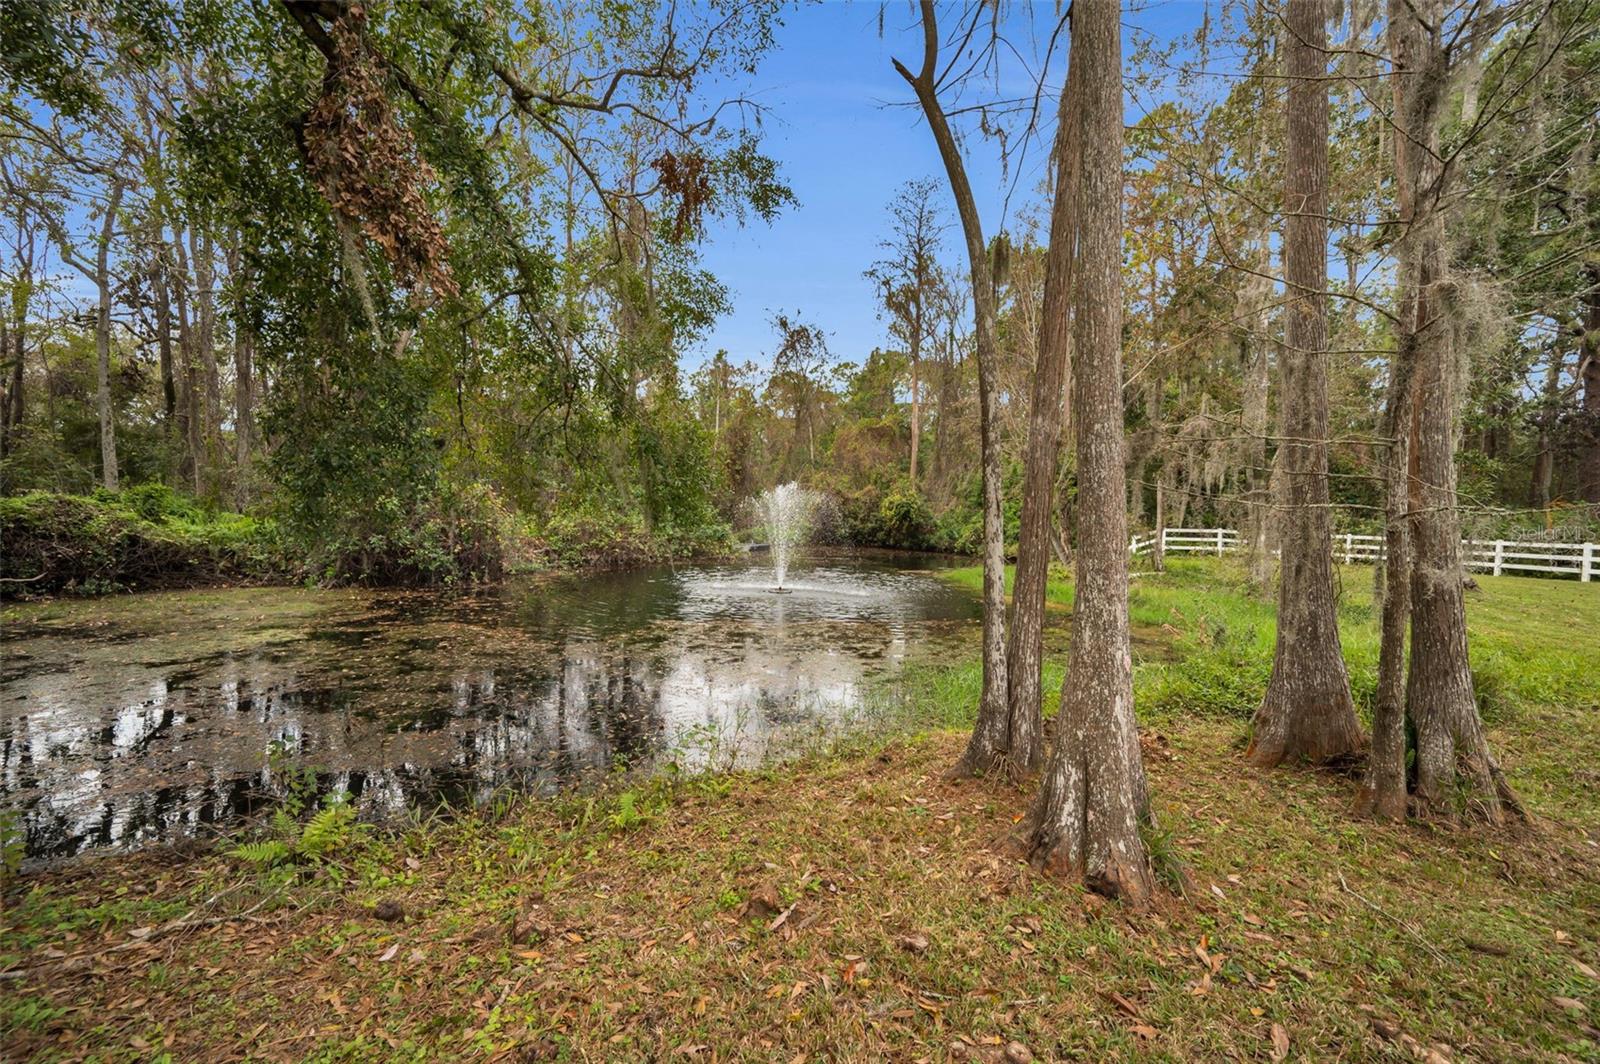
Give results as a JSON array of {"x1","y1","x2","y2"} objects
[
  {"x1": 652, "y1": 148, "x2": 712, "y2": 240},
  {"x1": 303, "y1": 6, "x2": 457, "y2": 299}
]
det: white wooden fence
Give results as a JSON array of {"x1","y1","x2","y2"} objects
[{"x1": 1130, "y1": 527, "x2": 1597, "y2": 582}]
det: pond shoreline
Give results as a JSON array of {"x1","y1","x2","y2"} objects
[
  {"x1": 3, "y1": 552, "x2": 982, "y2": 866},
  {"x1": 2, "y1": 530, "x2": 979, "y2": 605}
]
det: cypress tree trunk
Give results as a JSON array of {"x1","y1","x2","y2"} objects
[
  {"x1": 1027, "y1": 0, "x2": 1153, "y2": 904},
  {"x1": 1003, "y1": 51, "x2": 1082, "y2": 779},
  {"x1": 894, "y1": 0, "x2": 1009, "y2": 776},
  {"x1": 0, "y1": 237, "x2": 28, "y2": 458},
  {"x1": 1357, "y1": 329, "x2": 1416, "y2": 820},
  {"x1": 1389, "y1": 0, "x2": 1522, "y2": 822},
  {"x1": 0, "y1": 317, "x2": 17, "y2": 457},
  {"x1": 1248, "y1": 0, "x2": 1362, "y2": 768},
  {"x1": 909, "y1": 259, "x2": 923, "y2": 488}
]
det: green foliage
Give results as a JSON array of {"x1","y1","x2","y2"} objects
[
  {"x1": 934, "y1": 558, "x2": 1600, "y2": 734},
  {"x1": 298, "y1": 803, "x2": 359, "y2": 859},
  {"x1": 0, "y1": 994, "x2": 68, "y2": 1036},
  {"x1": 830, "y1": 482, "x2": 942, "y2": 551},
  {"x1": 229, "y1": 797, "x2": 363, "y2": 871},
  {"x1": 0, "y1": 489, "x2": 284, "y2": 596},
  {"x1": 228, "y1": 839, "x2": 293, "y2": 869},
  {"x1": 535, "y1": 504, "x2": 730, "y2": 570},
  {"x1": 0, "y1": 808, "x2": 23, "y2": 889},
  {"x1": 605, "y1": 791, "x2": 652, "y2": 832},
  {"x1": 874, "y1": 485, "x2": 938, "y2": 549},
  {"x1": 114, "y1": 482, "x2": 204, "y2": 523}
]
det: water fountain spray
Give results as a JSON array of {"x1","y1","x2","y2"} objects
[{"x1": 754, "y1": 483, "x2": 820, "y2": 592}]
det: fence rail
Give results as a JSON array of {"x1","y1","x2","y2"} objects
[{"x1": 1130, "y1": 528, "x2": 1596, "y2": 582}]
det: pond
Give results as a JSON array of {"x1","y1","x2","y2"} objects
[{"x1": 1, "y1": 550, "x2": 978, "y2": 863}]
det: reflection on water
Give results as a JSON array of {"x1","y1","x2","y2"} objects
[{"x1": 1, "y1": 551, "x2": 978, "y2": 862}]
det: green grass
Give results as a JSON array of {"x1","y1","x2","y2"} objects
[
  {"x1": 944, "y1": 555, "x2": 1600, "y2": 716},
  {"x1": 2, "y1": 559, "x2": 1596, "y2": 1061},
  {"x1": 942, "y1": 557, "x2": 1600, "y2": 827}
]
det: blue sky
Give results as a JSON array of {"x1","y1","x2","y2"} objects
[{"x1": 687, "y1": 1, "x2": 1210, "y2": 373}]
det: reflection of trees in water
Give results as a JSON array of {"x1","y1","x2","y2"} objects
[
  {"x1": 3, "y1": 591, "x2": 925, "y2": 862},
  {"x1": 21, "y1": 772, "x2": 267, "y2": 861},
  {"x1": 3, "y1": 642, "x2": 688, "y2": 860}
]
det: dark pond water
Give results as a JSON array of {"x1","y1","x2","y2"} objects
[{"x1": 1, "y1": 551, "x2": 978, "y2": 863}]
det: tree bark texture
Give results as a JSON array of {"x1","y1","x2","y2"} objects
[
  {"x1": 154, "y1": 246, "x2": 177, "y2": 427},
  {"x1": 1, "y1": 220, "x2": 34, "y2": 458},
  {"x1": 230, "y1": 245, "x2": 255, "y2": 507},
  {"x1": 1527, "y1": 348, "x2": 1560, "y2": 510},
  {"x1": 1390, "y1": 0, "x2": 1522, "y2": 823},
  {"x1": 1249, "y1": 0, "x2": 1363, "y2": 768},
  {"x1": 192, "y1": 226, "x2": 222, "y2": 479},
  {"x1": 95, "y1": 180, "x2": 126, "y2": 491},
  {"x1": 1240, "y1": 242, "x2": 1273, "y2": 592},
  {"x1": 1027, "y1": 0, "x2": 1153, "y2": 904},
  {"x1": 1357, "y1": 327, "x2": 1416, "y2": 820},
  {"x1": 1579, "y1": 265, "x2": 1600, "y2": 503},
  {"x1": 1153, "y1": 469, "x2": 1167, "y2": 573},
  {"x1": 1003, "y1": 51, "x2": 1082, "y2": 779},
  {"x1": 895, "y1": 0, "x2": 1009, "y2": 776},
  {"x1": 171, "y1": 225, "x2": 202, "y2": 493}
]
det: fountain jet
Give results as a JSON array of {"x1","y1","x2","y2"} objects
[{"x1": 753, "y1": 483, "x2": 820, "y2": 591}]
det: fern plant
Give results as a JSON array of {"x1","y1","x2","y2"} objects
[
  {"x1": 606, "y1": 791, "x2": 653, "y2": 831},
  {"x1": 298, "y1": 803, "x2": 357, "y2": 859},
  {"x1": 229, "y1": 796, "x2": 362, "y2": 872},
  {"x1": 228, "y1": 839, "x2": 292, "y2": 868}
]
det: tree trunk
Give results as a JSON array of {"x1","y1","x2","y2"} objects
[
  {"x1": 1003, "y1": 52, "x2": 1082, "y2": 779},
  {"x1": 94, "y1": 180, "x2": 127, "y2": 492},
  {"x1": 230, "y1": 245, "x2": 255, "y2": 508},
  {"x1": 193, "y1": 226, "x2": 222, "y2": 481},
  {"x1": 894, "y1": 0, "x2": 1008, "y2": 777},
  {"x1": 930, "y1": 321, "x2": 964, "y2": 508},
  {"x1": 1357, "y1": 312, "x2": 1417, "y2": 820},
  {"x1": 1, "y1": 304, "x2": 21, "y2": 457},
  {"x1": 1173, "y1": 473, "x2": 1191, "y2": 528},
  {"x1": 1248, "y1": 0, "x2": 1363, "y2": 768},
  {"x1": 1241, "y1": 244, "x2": 1273, "y2": 593},
  {"x1": 1, "y1": 221, "x2": 32, "y2": 458},
  {"x1": 0, "y1": 319, "x2": 16, "y2": 457},
  {"x1": 1579, "y1": 266, "x2": 1600, "y2": 503},
  {"x1": 1153, "y1": 469, "x2": 1167, "y2": 573},
  {"x1": 154, "y1": 246, "x2": 177, "y2": 427},
  {"x1": 909, "y1": 356, "x2": 921, "y2": 488},
  {"x1": 172, "y1": 226, "x2": 202, "y2": 494},
  {"x1": 1527, "y1": 348, "x2": 1560, "y2": 509},
  {"x1": 1390, "y1": 0, "x2": 1522, "y2": 823},
  {"x1": 1027, "y1": 0, "x2": 1153, "y2": 904}
]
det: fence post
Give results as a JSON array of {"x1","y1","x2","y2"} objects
[
  {"x1": 1584, "y1": 543, "x2": 1595, "y2": 583},
  {"x1": 1492, "y1": 540, "x2": 1504, "y2": 577},
  {"x1": 1343, "y1": 533, "x2": 1353, "y2": 565},
  {"x1": 1216, "y1": 528, "x2": 1225, "y2": 557}
]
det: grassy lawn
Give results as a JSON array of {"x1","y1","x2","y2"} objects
[{"x1": 3, "y1": 560, "x2": 1597, "y2": 1061}]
